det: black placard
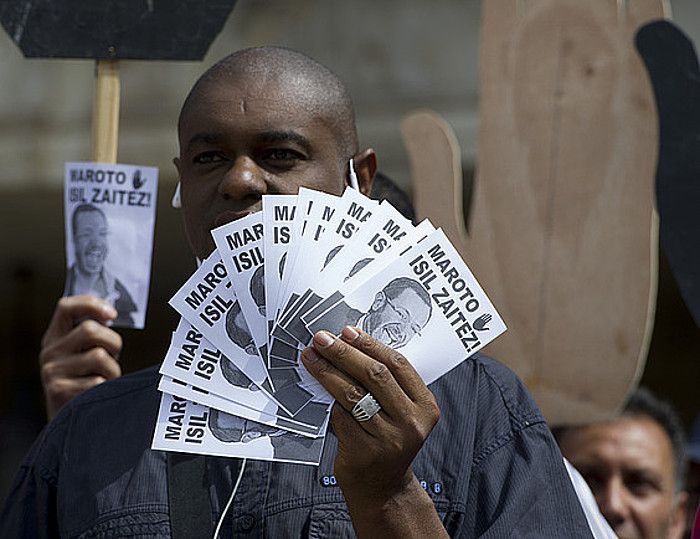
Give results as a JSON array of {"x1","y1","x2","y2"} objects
[
  {"x1": 0, "y1": 0, "x2": 237, "y2": 60},
  {"x1": 636, "y1": 20, "x2": 700, "y2": 327}
]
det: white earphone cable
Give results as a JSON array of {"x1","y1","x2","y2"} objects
[{"x1": 212, "y1": 458, "x2": 247, "y2": 539}]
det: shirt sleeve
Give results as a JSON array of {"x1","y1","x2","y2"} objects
[
  {"x1": 461, "y1": 421, "x2": 594, "y2": 538},
  {"x1": 0, "y1": 410, "x2": 68, "y2": 539},
  {"x1": 0, "y1": 443, "x2": 60, "y2": 538}
]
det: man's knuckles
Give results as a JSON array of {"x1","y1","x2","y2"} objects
[
  {"x1": 38, "y1": 345, "x2": 57, "y2": 366},
  {"x1": 304, "y1": 351, "x2": 334, "y2": 378},
  {"x1": 343, "y1": 384, "x2": 365, "y2": 404},
  {"x1": 351, "y1": 332, "x2": 413, "y2": 372},
  {"x1": 352, "y1": 331, "x2": 390, "y2": 357},
  {"x1": 363, "y1": 361, "x2": 392, "y2": 385},
  {"x1": 77, "y1": 319, "x2": 105, "y2": 341},
  {"x1": 86, "y1": 347, "x2": 118, "y2": 370},
  {"x1": 44, "y1": 378, "x2": 72, "y2": 404},
  {"x1": 422, "y1": 395, "x2": 441, "y2": 426}
]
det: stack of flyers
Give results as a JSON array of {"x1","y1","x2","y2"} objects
[{"x1": 152, "y1": 187, "x2": 507, "y2": 465}]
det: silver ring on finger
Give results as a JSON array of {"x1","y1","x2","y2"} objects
[{"x1": 351, "y1": 393, "x2": 381, "y2": 422}]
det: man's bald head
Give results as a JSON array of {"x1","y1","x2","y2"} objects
[
  {"x1": 174, "y1": 46, "x2": 376, "y2": 260},
  {"x1": 179, "y1": 46, "x2": 358, "y2": 158}
]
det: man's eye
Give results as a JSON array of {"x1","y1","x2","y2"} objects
[
  {"x1": 625, "y1": 474, "x2": 658, "y2": 497},
  {"x1": 193, "y1": 152, "x2": 225, "y2": 164},
  {"x1": 263, "y1": 149, "x2": 303, "y2": 162}
]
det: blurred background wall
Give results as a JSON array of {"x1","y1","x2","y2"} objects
[{"x1": 1, "y1": 0, "x2": 698, "y2": 504}]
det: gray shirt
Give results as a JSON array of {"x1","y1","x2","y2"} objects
[{"x1": 0, "y1": 354, "x2": 592, "y2": 538}]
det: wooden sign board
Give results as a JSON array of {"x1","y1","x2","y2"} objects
[
  {"x1": 0, "y1": 0, "x2": 237, "y2": 60},
  {"x1": 405, "y1": 0, "x2": 667, "y2": 425}
]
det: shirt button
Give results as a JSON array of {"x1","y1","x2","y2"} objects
[{"x1": 237, "y1": 513, "x2": 256, "y2": 532}]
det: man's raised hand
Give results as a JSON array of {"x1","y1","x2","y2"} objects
[
  {"x1": 40, "y1": 295, "x2": 122, "y2": 419},
  {"x1": 301, "y1": 326, "x2": 448, "y2": 538}
]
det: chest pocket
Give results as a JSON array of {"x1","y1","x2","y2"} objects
[{"x1": 307, "y1": 504, "x2": 355, "y2": 539}]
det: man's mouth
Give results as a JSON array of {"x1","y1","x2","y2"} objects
[
  {"x1": 84, "y1": 247, "x2": 105, "y2": 268},
  {"x1": 378, "y1": 324, "x2": 404, "y2": 347}
]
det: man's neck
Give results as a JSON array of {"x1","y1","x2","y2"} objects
[{"x1": 73, "y1": 267, "x2": 104, "y2": 296}]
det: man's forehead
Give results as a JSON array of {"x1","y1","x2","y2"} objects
[
  {"x1": 395, "y1": 287, "x2": 428, "y2": 308},
  {"x1": 183, "y1": 74, "x2": 321, "y2": 123},
  {"x1": 567, "y1": 418, "x2": 675, "y2": 469}
]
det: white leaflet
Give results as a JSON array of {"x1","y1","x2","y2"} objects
[
  {"x1": 169, "y1": 253, "x2": 330, "y2": 416},
  {"x1": 152, "y1": 392, "x2": 327, "y2": 465},
  {"x1": 63, "y1": 161, "x2": 158, "y2": 329},
  {"x1": 159, "y1": 318, "x2": 329, "y2": 435},
  {"x1": 211, "y1": 213, "x2": 269, "y2": 364},
  {"x1": 272, "y1": 189, "x2": 342, "y2": 338},
  {"x1": 306, "y1": 228, "x2": 507, "y2": 385},
  {"x1": 262, "y1": 195, "x2": 298, "y2": 347},
  {"x1": 276, "y1": 188, "x2": 378, "y2": 346},
  {"x1": 302, "y1": 209, "x2": 434, "y2": 337},
  {"x1": 158, "y1": 376, "x2": 328, "y2": 438}
]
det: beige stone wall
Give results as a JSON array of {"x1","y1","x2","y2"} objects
[
  {"x1": 1, "y1": 0, "x2": 698, "y2": 192},
  {"x1": 0, "y1": 0, "x2": 484, "y2": 192}
]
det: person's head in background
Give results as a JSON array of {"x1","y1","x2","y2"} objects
[
  {"x1": 555, "y1": 387, "x2": 688, "y2": 539},
  {"x1": 684, "y1": 414, "x2": 700, "y2": 538}
]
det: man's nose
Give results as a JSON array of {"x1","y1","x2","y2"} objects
[
  {"x1": 218, "y1": 156, "x2": 267, "y2": 201},
  {"x1": 596, "y1": 477, "x2": 629, "y2": 529}
]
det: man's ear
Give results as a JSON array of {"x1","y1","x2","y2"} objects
[
  {"x1": 351, "y1": 148, "x2": 377, "y2": 196},
  {"x1": 370, "y1": 290, "x2": 386, "y2": 312},
  {"x1": 173, "y1": 156, "x2": 182, "y2": 176}
]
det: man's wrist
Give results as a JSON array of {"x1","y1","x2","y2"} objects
[{"x1": 341, "y1": 474, "x2": 448, "y2": 538}]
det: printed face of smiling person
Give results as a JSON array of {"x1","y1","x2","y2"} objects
[
  {"x1": 362, "y1": 277, "x2": 432, "y2": 349},
  {"x1": 73, "y1": 206, "x2": 108, "y2": 276}
]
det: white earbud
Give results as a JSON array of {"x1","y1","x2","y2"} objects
[
  {"x1": 348, "y1": 158, "x2": 359, "y2": 190},
  {"x1": 171, "y1": 181, "x2": 182, "y2": 209}
]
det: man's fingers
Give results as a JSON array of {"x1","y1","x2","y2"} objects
[
  {"x1": 44, "y1": 375, "x2": 108, "y2": 413},
  {"x1": 42, "y1": 319, "x2": 122, "y2": 364},
  {"x1": 330, "y1": 403, "x2": 374, "y2": 448},
  {"x1": 307, "y1": 330, "x2": 413, "y2": 420},
  {"x1": 43, "y1": 295, "x2": 117, "y2": 345},
  {"x1": 339, "y1": 327, "x2": 433, "y2": 405},
  {"x1": 40, "y1": 350, "x2": 121, "y2": 384},
  {"x1": 300, "y1": 346, "x2": 389, "y2": 430}
]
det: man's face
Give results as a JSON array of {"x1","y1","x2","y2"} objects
[
  {"x1": 363, "y1": 288, "x2": 431, "y2": 348},
  {"x1": 74, "y1": 210, "x2": 108, "y2": 275},
  {"x1": 559, "y1": 416, "x2": 687, "y2": 539},
  {"x1": 175, "y1": 75, "x2": 347, "y2": 260}
]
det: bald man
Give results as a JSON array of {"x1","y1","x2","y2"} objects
[{"x1": 2, "y1": 48, "x2": 592, "y2": 537}]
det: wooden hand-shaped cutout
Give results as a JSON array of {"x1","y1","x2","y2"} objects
[{"x1": 403, "y1": 0, "x2": 667, "y2": 425}]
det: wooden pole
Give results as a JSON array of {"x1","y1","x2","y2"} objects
[{"x1": 91, "y1": 60, "x2": 120, "y2": 163}]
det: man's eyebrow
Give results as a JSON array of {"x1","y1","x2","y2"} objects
[
  {"x1": 258, "y1": 130, "x2": 313, "y2": 152},
  {"x1": 185, "y1": 130, "x2": 313, "y2": 153},
  {"x1": 185, "y1": 132, "x2": 225, "y2": 152}
]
